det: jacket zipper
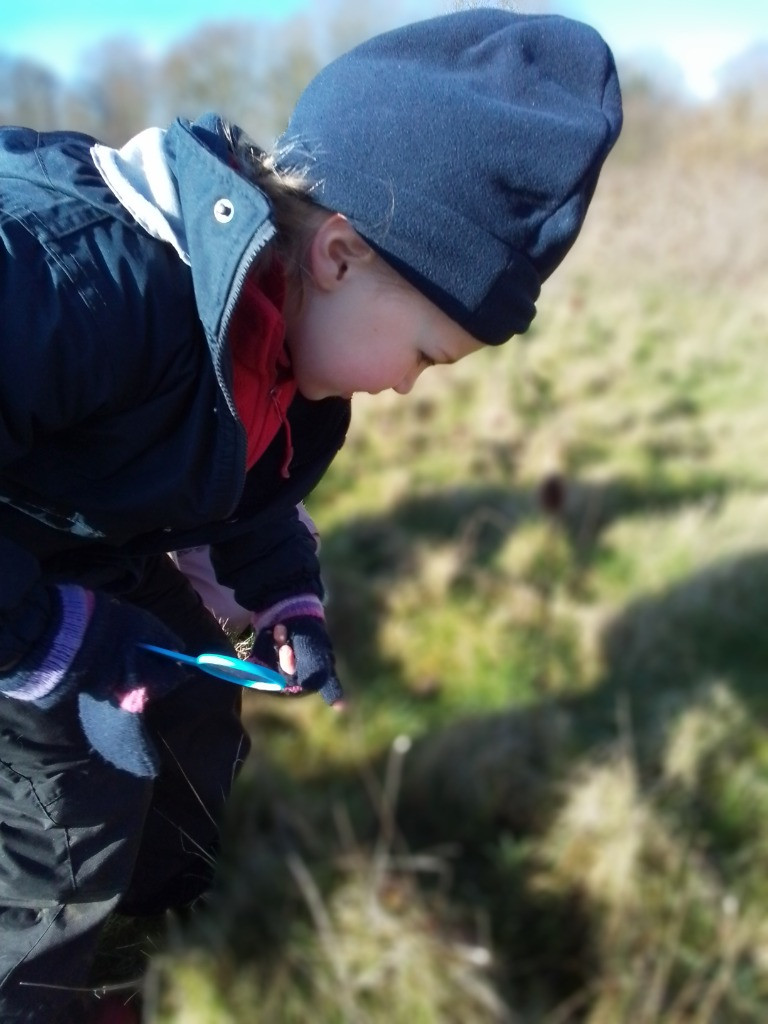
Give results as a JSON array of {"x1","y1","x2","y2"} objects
[{"x1": 215, "y1": 218, "x2": 276, "y2": 479}]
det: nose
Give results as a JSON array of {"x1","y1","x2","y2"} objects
[{"x1": 393, "y1": 367, "x2": 423, "y2": 395}]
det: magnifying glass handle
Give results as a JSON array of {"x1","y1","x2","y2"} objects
[{"x1": 139, "y1": 643, "x2": 201, "y2": 668}]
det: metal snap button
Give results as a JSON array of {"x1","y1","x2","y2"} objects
[{"x1": 213, "y1": 198, "x2": 234, "y2": 223}]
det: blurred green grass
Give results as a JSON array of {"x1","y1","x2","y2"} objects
[{"x1": 109, "y1": 104, "x2": 768, "y2": 1022}]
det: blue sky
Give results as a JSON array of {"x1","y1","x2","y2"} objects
[
  {"x1": 563, "y1": 0, "x2": 767, "y2": 97},
  {"x1": 1, "y1": 0, "x2": 765, "y2": 99}
]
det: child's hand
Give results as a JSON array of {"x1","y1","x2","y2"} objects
[
  {"x1": 0, "y1": 585, "x2": 186, "y2": 777},
  {"x1": 273, "y1": 623, "x2": 346, "y2": 713},
  {"x1": 250, "y1": 612, "x2": 345, "y2": 709}
]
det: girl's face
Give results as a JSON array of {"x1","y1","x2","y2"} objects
[{"x1": 284, "y1": 215, "x2": 484, "y2": 401}]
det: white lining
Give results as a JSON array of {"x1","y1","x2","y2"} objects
[{"x1": 92, "y1": 127, "x2": 190, "y2": 265}]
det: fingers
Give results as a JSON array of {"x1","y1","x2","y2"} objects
[{"x1": 272, "y1": 623, "x2": 296, "y2": 675}]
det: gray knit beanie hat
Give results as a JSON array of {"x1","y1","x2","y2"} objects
[{"x1": 276, "y1": 8, "x2": 622, "y2": 343}]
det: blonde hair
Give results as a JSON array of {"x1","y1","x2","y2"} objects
[{"x1": 223, "y1": 123, "x2": 329, "y2": 297}]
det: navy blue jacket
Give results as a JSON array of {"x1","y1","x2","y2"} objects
[{"x1": 0, "y1": 115, "x2": 350, "y2": 654}]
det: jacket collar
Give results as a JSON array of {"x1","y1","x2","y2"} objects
[
  {"x1": 91, "y1": 115, "x2": 276, "y2": 354},
  {"x1": 163, "y1": 116, "x2": 276, "y2": 348},
  {"x1": 91, "y1": 127, "x2": 190, "y2": 264}
]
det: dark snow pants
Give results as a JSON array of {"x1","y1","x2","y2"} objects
[{"x1": 0, "y1": 554, "x2": 251, "y2": 1023}]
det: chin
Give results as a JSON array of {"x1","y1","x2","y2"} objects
[{"x1": 297, "y1": 383, "x2": 332, "y2": 402}]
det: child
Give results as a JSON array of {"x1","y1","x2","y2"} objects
[{"x1": 0, "y1": 9, "x2": 621, "y2": 1022}]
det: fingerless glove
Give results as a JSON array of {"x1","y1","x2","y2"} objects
[{"x1": 250, "y1": 594, "x2": 344, "y2": 706}]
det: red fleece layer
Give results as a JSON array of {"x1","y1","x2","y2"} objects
[{"x1": 228, "y1": 260, "x2": 297, "y2": 475}]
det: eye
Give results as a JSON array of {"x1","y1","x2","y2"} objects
[{"x1": 419, "y1": 352, "x2": 436, "y2": 368}]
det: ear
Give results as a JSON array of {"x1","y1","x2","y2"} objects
[{"x1": 306, "y1": 213, "x2": 374, "y2": 291}]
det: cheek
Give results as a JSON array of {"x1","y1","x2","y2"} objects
[
  {"x1": 289, "y1": 326, "x2": 360, "y2": 398},
  {"x1": 288, "y1": 293, "x2": 414, "y2": 396}
]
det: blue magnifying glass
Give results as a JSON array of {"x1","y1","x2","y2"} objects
[{"x1": 139, "y1": 643, "x2": 287, "y2": 691}]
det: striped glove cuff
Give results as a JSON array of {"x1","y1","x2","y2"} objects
[
  {"x1": 251, "y1": 593, "x2": 324, "y2": 633},
  {"x1": 0, "y1": 585, "x2": 94, "y2": 704}
]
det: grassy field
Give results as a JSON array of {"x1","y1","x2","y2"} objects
[{"x1": 102, "y1": 100, "x2": 768, "y2": 1022}]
